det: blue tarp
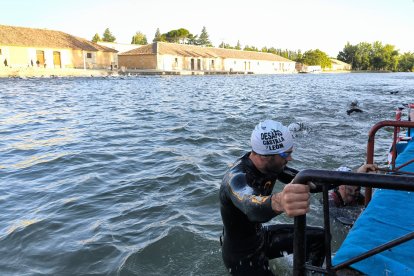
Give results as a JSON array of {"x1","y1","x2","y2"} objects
[{"x1": 333, "y1": 135, "x2": 414, "y2": 275}]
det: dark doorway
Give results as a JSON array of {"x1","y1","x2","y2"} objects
[
  {"x1": 36, "y1": 50, "x2": 45, "y2": 67},
  {"x1": 53, "y1": 51, "x2": 61, "y2": 68}
]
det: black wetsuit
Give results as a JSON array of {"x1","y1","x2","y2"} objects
[{"x1": 219, "y1": 152, "x2": 325, "y2": 275}]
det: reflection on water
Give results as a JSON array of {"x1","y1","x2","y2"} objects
[{"x1": 1, "y1": 73, "x2": 414, "y2": 275}]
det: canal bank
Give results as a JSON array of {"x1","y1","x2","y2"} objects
[{"x1": 0, "y1": 67, "x2": 118, "y2": 78}]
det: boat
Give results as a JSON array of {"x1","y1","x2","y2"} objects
[{"x1": 291, "y1": 104, "x2": 414, "y2": 275}]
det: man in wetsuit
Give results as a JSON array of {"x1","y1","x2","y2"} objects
[
  {"x1": 219, "y1": 119, "x2": 325, "y2": 275},
  {"x1": 329, "y1": 166, "x2": 377, "y2": 208}
]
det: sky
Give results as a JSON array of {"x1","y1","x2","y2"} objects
[{"x1": 2, "y1": 0, "x2": 413, "y2": 57}]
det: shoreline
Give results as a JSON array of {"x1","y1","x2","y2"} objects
[
  {"x1": 0, "y1": 67, "x2": 401, "y2": 78},
  {"x1": 0, "y1": 67, "x2": 118, "y2": 78}
]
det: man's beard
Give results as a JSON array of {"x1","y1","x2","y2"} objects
[{"x1": 264, "y1": 163, "x2": 285, "y2": 178}]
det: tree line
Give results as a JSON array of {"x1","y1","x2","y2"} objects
[
  {"x1": 92, "y1": 26, "x2": 211, "y2": 46},
  {"x1": 91, "y1": 27, "x2": 413, "y2": 72},
  {"x1": 337, "y1": 41, "x2": 414, "y2": 72}
]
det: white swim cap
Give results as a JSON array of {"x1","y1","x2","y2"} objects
[{"x1": 251, "y1": 120, "x2": 294, "y2": 155}]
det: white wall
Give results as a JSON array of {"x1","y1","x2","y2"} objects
[
  {"x1": 156, "y1": 54, "x2": 295, "y2": 74},
  {"x1": 223, "y1": 58, "x2": 296, "y2": 74}
]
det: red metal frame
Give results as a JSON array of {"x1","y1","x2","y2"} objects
[{"x1": 365, "y1": 120, "x2": 414, "y2": 204}]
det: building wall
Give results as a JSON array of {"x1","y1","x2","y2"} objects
[
  {"x1": 331, "y1": 63, "x2": 352, "y2": 71},
  {"x1": 154, "y1": 54, "x2": 295, "y2": 74},
  {"x1": 67, "y1": 50, "x2": 116, "y2": 69},
  {"x1": 94, "y1": 51, "x2": 117, "y2": 69},
  {"x1": 223, "y1": 58, "x2": 296, "y2": 74},
  {"x1": 118, "y1": 50, "x2": 296, "y2": 74},
  {"x1": 0, "y1": 46, "x2": 58, "y2": 68},
  {"x1": 0, "y1": 45, "x2": 114, "y2": 69},
  {"x1": 0, "y1": 46, "x2": 26, "y2": 67},
  {"x1": 155, "y1": 55, "x2": 226, "y2": 72},
  {"x1": 118, "y1": 54, "x2": 157, "y2": 69}
]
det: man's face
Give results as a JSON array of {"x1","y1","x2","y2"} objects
[
  {"x1": 344, "y1": 186, "x2": 361, "y2": 204},
  {"x1": 262, "y1": 148, "x2": 293, "y2": 175}
]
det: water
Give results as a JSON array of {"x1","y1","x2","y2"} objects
[{"x1": 1, "y1": 73, "x2": 413, "y2": 275}]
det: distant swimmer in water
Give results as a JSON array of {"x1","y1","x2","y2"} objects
[
  {"x1": 346, "y1": 100, "x2": 363, "y2": 115},
  {"x1": 288, "y1": 122, "x2": 312, "y2": 137},
  {"x1": 288, "y1": 122, "x2": 305, "y2": 132}
]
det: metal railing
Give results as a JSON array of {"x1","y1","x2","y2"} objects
[
  {"x1": 365, "y1": 120, "x2": 414, "y2": 203},
  {"x1": 292, "y1": 170, "x2": 414, "y2": 275},
  {"x1": 292, "y1": 120, "x2": 414, "y2": 275}
]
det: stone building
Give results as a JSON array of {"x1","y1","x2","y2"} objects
[
  {"x1": 118, "y1": 42, "x2": 296, "y2": 74},
  {"x1": 0, "y1": 25, "x2": 117, "y2": 69}
]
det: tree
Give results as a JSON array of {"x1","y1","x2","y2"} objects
[
  {"x1": 267, "y1": 47, "x2": 277, "y2": 55},
  {"x1": 235, "y1": 40, "x2": 241, "y2": 50},
  {"x1": 92, "y1": 33, "x2": 102, "y2": 43},
  {"x1": 197, "y1": 26, "x2": 212, "y2": 46},
  {"x1": 160, "y1": 33, "x2": 167, "y2": 42},
  {"x1": 296, "y1": 50, "x2": 303, "y2": 63},
  {"x1": 219, "y1": 42, "x2": 234, "y2": 49},
  {"x1": 153, "y1": 28, "x2": 162, "y2": 42},
  {"x1": 369, "y1": 41, "x2": 399, "y2": 71},
  {"x1": 354, "y1": 42, "x2": 372, "y2": 70},
  {"x1": 164, "y1": 29, "x2": 179, "y2": 43},
  {"x1": 370, "y1": 41, "x2": 387, "y2": 70},
  {"x1": 243, "y1": 45, "x2": 259, "y2": 52},
  {"x1": 102, "y1": 28, "x2": 116, "y2": 42},
  {"x1": 187, "y1": 34, "x2": 198, "y2": 45},
  {"x1": 302, "y1": 49, "x2": 332, "y2": 69},
  {"x1": 131, "y1": 31, "x2": 148, "y2": 45},
  {"x1": 397, "y1": 52, "x2": 414, "y2": 72},
  {"x1": 163, "y1": 28, "x2": 192, "y2": 43},
  {"x1": 337, "y1": 42, "x2": 357, "y2": 65},
  {"x1": 382, "y1": 44, "x2": 399, "y2": 71},
  {"x1": 176, "y1": 28, "x2": 190, "y2": 44}
]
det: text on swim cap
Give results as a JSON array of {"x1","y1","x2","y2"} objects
[{"x1": 261, "y1": 129, "x2": 285, "y2": 150}]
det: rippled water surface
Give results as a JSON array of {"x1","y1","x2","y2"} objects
[{"x1": 1, "y1": 73, "x2": 414, "y2": 275}]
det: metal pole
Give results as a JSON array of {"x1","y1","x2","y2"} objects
[
  {"x1": 293, "y1": 215, "x2": 306, "y2": 276},
  {"x1": 322, "y1": 185, "x2": 333, "y2": 275}
]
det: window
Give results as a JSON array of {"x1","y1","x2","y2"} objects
[
  {"x1": 211, "y1": 60, "x2": 214, "y2": 66},
  {"x1": 175, "y1": 58, "x2": 178, "y2": 67},
  {"x1": 86, "y1": 53, "x2": 92, "y2": 58},
  {"x1": 0, "y1": 48, "x2": 2, "y2": 55}
]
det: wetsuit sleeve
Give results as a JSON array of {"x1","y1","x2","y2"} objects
[
  {"x1": 277, "y1": 166, "x2": 298, "y2": 183},
  {"x1": 225, "y1": 173, "x2": 277, "y2": 223}
]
